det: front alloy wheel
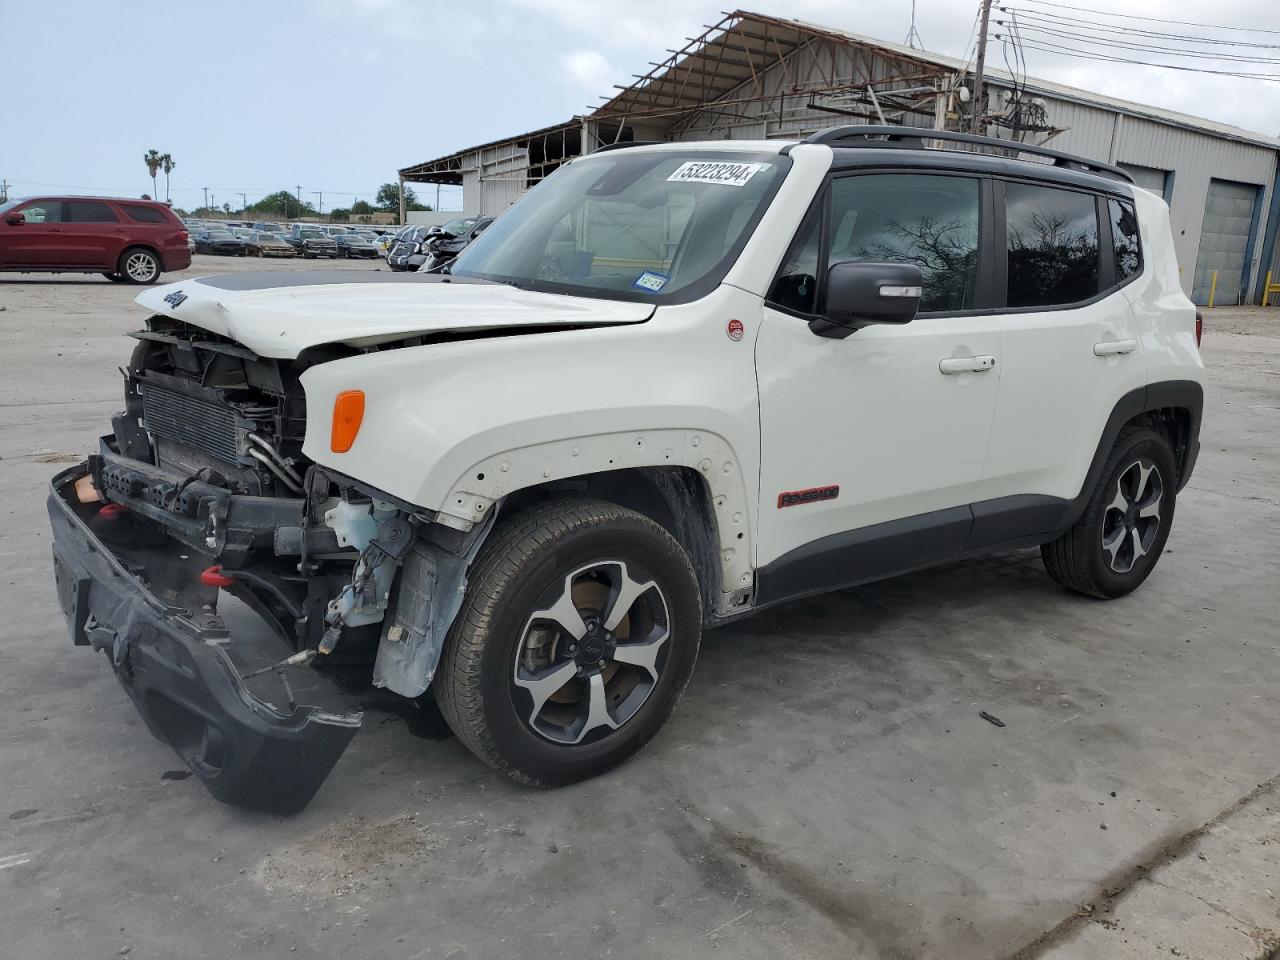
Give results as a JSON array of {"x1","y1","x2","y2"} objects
[
  {"x1": 436, "y1": 499, "x2": 701, "y2": 786},
  {"x1": 514, "y1": 560, "x2": 670, "y2": 745}
]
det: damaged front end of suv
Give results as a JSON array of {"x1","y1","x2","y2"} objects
[{"x1": 48, "y1": 311, "x2": 491, "y2": 814}]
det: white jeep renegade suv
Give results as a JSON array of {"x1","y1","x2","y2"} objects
[{"x1": 48, "y1": 126, "x2": 1204, "y2": 812}]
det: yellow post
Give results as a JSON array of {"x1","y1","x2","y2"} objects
[
  {"x1": 1265, "y1": 270, "x2": 1274, "y2": 307},
  {"x1": 1208, "y1": 269, "x2": 1218, "y2": 308}
]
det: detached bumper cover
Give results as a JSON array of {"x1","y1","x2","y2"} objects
[{"x1": 47, "y1": 465, "x2": 360, "y2": 814}]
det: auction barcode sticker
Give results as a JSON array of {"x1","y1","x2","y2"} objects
[{"x1": 666, "y1": 161, "x2": 766, "y2": 187}]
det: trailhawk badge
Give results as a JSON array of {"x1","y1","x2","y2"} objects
[
  {"x1": 162, "y1": 290, "x2": 188, "y2": 309},
  {"x1": 726, "y1": 318, "x2": 744, "y2": 341}
]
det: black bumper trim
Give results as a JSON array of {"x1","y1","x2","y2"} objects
[{"x1": 48, "y1": 464, "x2": 360, "y2": 815}]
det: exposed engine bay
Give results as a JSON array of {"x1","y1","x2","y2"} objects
[{"x1": 91, "y1": 314, "x2": 485, "y2": 693}]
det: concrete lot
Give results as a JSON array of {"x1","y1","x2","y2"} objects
[{"x1": 1, "y1": 257, "x2": 1278, "y2": 959}]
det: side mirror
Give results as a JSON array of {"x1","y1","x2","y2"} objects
[
  {"x1": 810, "y1": 261, "x2": 923, "y2": 339},
  {"x1": 5, "y1": 213, "x2": 25, "y2": 226}
]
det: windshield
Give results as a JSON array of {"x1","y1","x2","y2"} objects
[
  {"x1": 449, "y1": 151, "x2": 788, "y2": 302},
  {"x1": 298, "y1": 228, "x2": 323, "y2": 238}
]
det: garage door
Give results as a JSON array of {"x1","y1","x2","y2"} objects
[{"x1": 1192, "y1": 178, "x2": 1261, "y2": 305}]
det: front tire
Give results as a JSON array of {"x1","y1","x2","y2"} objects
[
  {"x1": 118, "y1": 247, "x2": 161, "y2": 284},
  {"x1": 1041, "y1": 426, "x2": 1177, "y2": 599},
  {"x1": 436, "y1": 499, "x2": 702, "y2": 786}
]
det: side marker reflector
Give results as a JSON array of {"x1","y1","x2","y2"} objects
[{"x1": 331, "y1": 390, "x2": 365, "y2": 453}]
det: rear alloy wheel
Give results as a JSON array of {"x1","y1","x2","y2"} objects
[
  {"x1": 1041, "y1": 426, "x2": 1177, "y2": 599},
  {"x1": 436, "y1": 499, "x2": 701, "y2": 786},
  {"x1": 119, "y1": 248, "x2": 160, "y2": 284}
]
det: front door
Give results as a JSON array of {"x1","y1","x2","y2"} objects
[
  {"x1": 1, "y1": 200, "x2": 66, "y2": 266},
  {"x1": 754, "y1": 172, "x2": 1001, "y2": 600}
]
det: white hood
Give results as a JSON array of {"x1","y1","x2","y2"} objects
[{"x1": 134, "y1": 272, "x2": 654, "y2": 359}]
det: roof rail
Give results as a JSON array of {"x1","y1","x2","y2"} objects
[
  {"x1": 802, "y1": 125, "x2": 1134, "y2": 185},
  {"x1": 591, "y1": 140, "x2": 666, "y2": 154}
]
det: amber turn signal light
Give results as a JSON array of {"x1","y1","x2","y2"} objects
[{"x1": 330, "y1": 390, "x2": 365, "y2": 452}]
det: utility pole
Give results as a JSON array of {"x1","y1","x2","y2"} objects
[
  {"x1": 238, "y1": 192, "x2": 248, "y2": 212},
  {"x1": 312, "y1": 191, "x2": 324, "y2": 217},
  {"x1": 398, "y1": 176, "x2": 406, "y2": 226},
  {"x1": 0, "y1": 179, "x2": 8, "y2": 204},
  {"x1": 202, "y1": 186, "x2": 209, "y2": 211},
  {"x1": 295, "y1": 185, "x2": 304, "y2": 219},
  {"x1": 970, "y1": 0, "x2": 994, "y2": 134}
]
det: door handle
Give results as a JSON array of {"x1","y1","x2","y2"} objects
[
  {"x1": 1093, "y1": 339, "x2": 1137, "y2": 357},
  {"x1": 939, "y1": 355, "x2": 996, "y2": 375}
]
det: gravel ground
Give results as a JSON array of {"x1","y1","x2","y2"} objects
[{"x1": 1, "y1": 257, "x2": 1279, "y2": 959}]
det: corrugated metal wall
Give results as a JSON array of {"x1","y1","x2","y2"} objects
[{"x1": 459, "y1": 142, "x2": 530, "y2": 217}]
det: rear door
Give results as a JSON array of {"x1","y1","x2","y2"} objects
[
  {"x1": 978, "y1": 180, "x2": 1147, "y2": 531},
  {"x1": 61, "y1": 199, "x2": 125, "y2": 268},
  {"x1": 1, "y1": 200, "x2": 66, "y2": 266},
  {"x1": 754, "y1": 171, "x2": 1002, "y2": 595}
]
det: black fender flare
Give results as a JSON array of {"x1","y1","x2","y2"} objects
[{"x1": 1066, "y1": 379, "x2": 1203, "y2": 529}]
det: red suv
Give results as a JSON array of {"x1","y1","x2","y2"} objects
[{"x1": 0, "y1": 196, "x2": 190, "y2": 284}]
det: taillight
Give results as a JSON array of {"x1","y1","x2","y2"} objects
[
  {"x1": 330, "y1": 390, "x2": 365, "y2": 453},
  {"x1": 1194, "y1": 311, "x2": 1203, "y2": 347}
]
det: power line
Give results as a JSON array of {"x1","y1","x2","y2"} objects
[
  {"x1": 1013, "y1": 0, "x2": 1280, "y2": 35},
  {"x1": 1000, "y1": 20, "x2": 1280, "y2": 64},
  {"x1": 997, "y1": 34, "x2": 1280, "y2": 80},
  {"x1": 1002, "y1": 7, "x2": 1280, "y2": 50}
]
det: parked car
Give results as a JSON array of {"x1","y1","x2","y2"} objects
[
  {"x1": 251, "y1": 222, "x2": 285, "y2": 234},
  {"x1": 333, "y1": 233, "x2": 379, "y2": 258},
  {"x1": 372, "y1": 232, "x2": 398, "y2": 256},
  {"x1": 194, "y1": 227, "x2": 247, "y2": 256},
  {"x1": 0, "y1": 196, "x2": 190, "y2": 283},
  {"x1": 414, "y1": 217, "x2": 494, "y2": 271},
  {"x1": 285, "y1": 224, "x2": 338, "y2": 258},
  {"x1": 386, "y1": 224, "x2": 445, "y2": 270},
  {"x1": 250, "y1": 231, "x2": 296, "y2": 258},
  {"x1": 45, "y1": 127, "x2": 1205, "y2": 812}
]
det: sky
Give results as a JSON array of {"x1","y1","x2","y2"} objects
[{"x1": 4, "y1": 0, "x2": 1278, "y2": 214}]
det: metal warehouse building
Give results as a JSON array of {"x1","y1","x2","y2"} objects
[{"x1": 398, "y1": 9, "x2": 1280, "y2": 305}]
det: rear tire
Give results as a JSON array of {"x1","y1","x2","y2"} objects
[
  {"x1": 117, "y1": 247, "x2": 161, "y2": 284},
  {"x1": 436, "y1": 499, "x2": 702, "y2": 786},
  {"x1": 1041, "y1": 426, "x2": 1177, "y2": 599}
]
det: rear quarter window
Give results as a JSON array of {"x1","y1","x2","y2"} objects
[
  {"x1": 63, "y1": 200, "x2": 119, "y2": 223},
  {"x1": 120, "y1": 204, "x2": 171, "y2": 224}
]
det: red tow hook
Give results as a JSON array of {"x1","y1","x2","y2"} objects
[
  {"x1": 97, "y1": 503, "x2": 128, "y2": 519},
  {"x1": 200, "y1": 565, "x2": 237, "y2": 588}
]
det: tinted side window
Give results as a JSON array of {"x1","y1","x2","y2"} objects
[
  {"x1": 19, "y1": 201, "x2": 62, "y2": 223},
  {"x1": 1004, "y1": 182, "x2": 1099, "y2": 307},
  {"x1": 827, "y1": 174, "x2": 980, "y2": 312},
  {"x1": 64, "y1": 200, "x2": 119, "y2": 223},
  {"x1": 767, "y1": 210, "x2": 821, "y2": 314},
  {"x1": 1108, "y1": 198, "x2": 1141, "y2": 282},
  {"x1": 121, "y1": 204, "x2": 168, "y2": 224}
]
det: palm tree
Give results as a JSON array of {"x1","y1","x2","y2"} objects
[
  {"x1": 160, "y1": 153, "x2": 176, "y2": 203},
  {"x1": 143, "y1": 149, "x2": 162, "y2": 201}
]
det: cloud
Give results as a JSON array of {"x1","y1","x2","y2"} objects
[{"x1": 561, "y1": 49, "x2": 617, "y2": 94}]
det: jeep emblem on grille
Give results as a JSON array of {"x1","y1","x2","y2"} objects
[{"x1": 162, "y1": 290, "x2": 187, "y2": 308}]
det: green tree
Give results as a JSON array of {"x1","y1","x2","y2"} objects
[
  {"x1": 160, "y1": 153, "x2": 176, "y2": 202},
  {"x1": 329, "y1": 207, "x2": 351, "y2": 222},
  {"x1": 351, "y1": 199, "x2": 373, "y2": 215},
  {"x1": 374, "y1": 182, "x2": 431, "y2": 213},
  {"x1": 247, "y1": 190, "x2": 317, "y2": 220},
  {"x1": 143, "y1": 149, "x2": 162, "y2": 201}
]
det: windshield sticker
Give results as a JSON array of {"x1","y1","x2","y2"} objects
[
  {"x1": 667, "y1": 161, "x2": 767, "y2": 187},
  {"x1": 633, "y1": 270, "x2": 670, "y2": 293}
]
